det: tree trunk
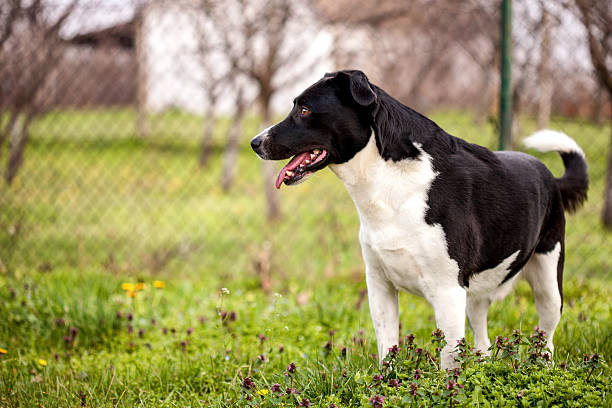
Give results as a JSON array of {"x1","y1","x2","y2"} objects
[
  {"x1": 537, "y1": 6, "x2": 553, "y2": 130},
  {"x1": 474, "y1": 57, "x2": 496, "y2": 124},
  {"x1": 6, "y1": 113, "x2": 34, "y2": 185},
  {"x1": 221, "y1": 102, "x2": 245, "y2": 191},
  {"x1": 574, "y1": 0, "x2": 612, "y2": 228},
  {"x1": 603, "y1": 117, "x2": 612, "y2": 228},
  {"x1": 591, "y1": 84, "x2": 604, "y2": 125},
  {"x1": 0, "y1": 112, "x2": 19, "y2": 173},
  {"x1": 199, "y1": 115, "x2": 215, "y2": 168},
  {"x1": 135, "y1": 10, "x2": 149, "y2": 138},
  {"x1": 263, "y1": 159, "x2": 280, "y2": 220},
  {"x1": 511, "y1": 81, "x2": 524, "y2": 150},
  {"x1": 260, "y1": 98, "x2": 280, "y2": 221}
]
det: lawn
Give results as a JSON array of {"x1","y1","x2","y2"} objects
[{"x1": 0, "y1": 109, "x2": 610, "y2": 407}]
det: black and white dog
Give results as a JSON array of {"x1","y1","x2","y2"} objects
[{"x1": 250, "y1": 70, "x2": 588, "y2": 369}]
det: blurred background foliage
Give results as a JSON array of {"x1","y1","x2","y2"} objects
[{"x1": 0, "y1": 0, "x2": 609, "y2": 284}]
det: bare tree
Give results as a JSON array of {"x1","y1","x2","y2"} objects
[
  {"x1": 0, "y1": 0, "x2": 78, "y2": 185},
  {"x1": 573, "y1": 0, "x2": 612, "y2": 227},
  {"x1": 190, "y1": 0, "x2": 325, "y2": 220},
  {"x1": 135, "y1": 8, "x2": 149, "y2": 138},
  {"x1": 221, "y1": 88, "x2": 247, "y2": 191},
  {"x1": 537, "y1": 2, "x2": 555, "y2": 129},
  {"x1": 317, "y1": 0, "x2": 500, "y2": 116},
  {"x1": 173, "y1": 5, "x2": 233, "y2": 169}
]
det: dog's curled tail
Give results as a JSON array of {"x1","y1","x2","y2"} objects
[{"x1": 524, "y1": 130, "x2": 589, "y2": 213}]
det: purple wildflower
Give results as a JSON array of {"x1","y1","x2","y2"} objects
[
  {"x1": 387, "y1": 378, "x2": 400, "y2": 389},
  {"x1": 388, "y1": 344, "x2": 401, "y2": 355},
  {"x1": 242, "y1": 376, "x2": 256, "y2": 390},
  {"x1": 410, "y1": 382, "x2": 419, "y2": 396},
  {"x1": 369, "y1": 394, "x2": 384, "y2": 408}
]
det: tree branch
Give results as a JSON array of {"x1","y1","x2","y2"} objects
[{"x1": 575, "y1": 0, "x2": 612, "y2": 95}]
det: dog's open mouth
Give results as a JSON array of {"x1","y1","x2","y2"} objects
[{"x1": 275, "y1": 148, "x2": 328, "y2": 189}]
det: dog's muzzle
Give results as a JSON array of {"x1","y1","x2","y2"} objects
[{"x1": 251, "y1": 126, "x2": 271, "y2": 158}]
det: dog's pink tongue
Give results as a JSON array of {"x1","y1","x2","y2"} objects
[{"x1": 275, "y1": 152, "x2": 310, "y2": 189}]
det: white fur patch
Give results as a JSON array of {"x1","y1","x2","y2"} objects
[
  {"x1": 467, "y1": 250, "x2": 520, "y2": 300},
  {"x1": 523, "y1": 130, "x2": 585, "y2": 158},
  {"x1": 330, "y1": 136, "x2": 461, "y2": 298}
]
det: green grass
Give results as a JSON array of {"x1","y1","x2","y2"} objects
[{"x1": 0, "y1": 109, "x2": 610, "y2": 406}]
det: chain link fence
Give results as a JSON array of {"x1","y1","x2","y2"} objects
[{"x1": 1, "y1": 0, "x2": 610, "y2": 284}]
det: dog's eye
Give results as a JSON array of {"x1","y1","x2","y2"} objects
[{"x1": 299, "y1": 107, "x2": 311, "y2": 117}]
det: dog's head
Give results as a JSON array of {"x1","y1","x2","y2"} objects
[{"x1": 251, "y1": 70, "x2": 377, "y2": 188}]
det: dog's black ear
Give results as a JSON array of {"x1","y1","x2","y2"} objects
[
  {"x1": 330, "y1": 70, "x2": 377, "y2": 107},
  {"x1": 347, "y1": 71, "x2": 377, "y2": 106}
]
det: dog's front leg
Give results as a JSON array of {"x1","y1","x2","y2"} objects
[
  {"x1": 365, "y1": 266, "x2": 399, "y2": 365},
  {"x1": 426, "y1": 286, "x2": 467, "y2": 369}
]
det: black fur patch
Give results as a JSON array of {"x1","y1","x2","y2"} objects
[{"x1": 557, "y1": 152, "x2": 589, "y2": 212}]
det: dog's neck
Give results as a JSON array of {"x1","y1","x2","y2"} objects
[
  {"x1": 330, "y1": 132, "x2": 437, "y2": 214},
  {"x1": 329, "y1": 132, "x2": 380, "y2": 187}
]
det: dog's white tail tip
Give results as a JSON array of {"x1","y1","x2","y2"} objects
[{"x1": 523, "y1": 130, "x2": 585, "y2": 158}]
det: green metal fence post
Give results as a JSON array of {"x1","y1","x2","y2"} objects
[{"x1": 499, "y1": 0, "x2": 512, "y2": 150}]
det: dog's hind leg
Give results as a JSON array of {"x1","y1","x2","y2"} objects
[
  {"x1": 466, "y1": 296, "x2": 491, "y2": 355},
  {"x1": 522, "y1": 241, "x2": 564, "y2": 355}
]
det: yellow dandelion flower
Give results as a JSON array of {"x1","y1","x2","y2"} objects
[
  {"x1": 153, "y1": 280, "x2": 165, "y2": 289},
  {"x1": 127, "y1": 290, "x2": 138, "y2": 298},
  {"x1": 135, "y1": 282, "x2": 145, "y2": 290},
  {"x1": 121, "y1": 283, "x2": 135, "y2": 291},
  {"x1": 0, "y1": 348, "x2": 7, "y2": 354},
  {"x1": 38, "y1": 359, "x2": 47, "y2": 367},
  {"x1": 256, "y1": 389, "x2": 269, "y2": 396}
]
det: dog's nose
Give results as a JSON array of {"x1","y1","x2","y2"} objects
[{"x1": 250, "y1": 136, "x2": 262, "y2": 151}]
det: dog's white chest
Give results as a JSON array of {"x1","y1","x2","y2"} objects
[{"x1": 330, "y1": 136, "x2": 460, "y2": 296}]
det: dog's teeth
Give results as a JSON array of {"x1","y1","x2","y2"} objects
[
  {"x1": 313, "y1": 149, "x2": 320, "y2": 155},
  {"x1": 310, "y1": 154, "x2": 316, "y2": 159},
  {"x1": 285, "y1": 170, "x2": 294, "y2": 176},
  {"x1": 304, "y1": 160, "x2": 310, "y2": 164}
]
